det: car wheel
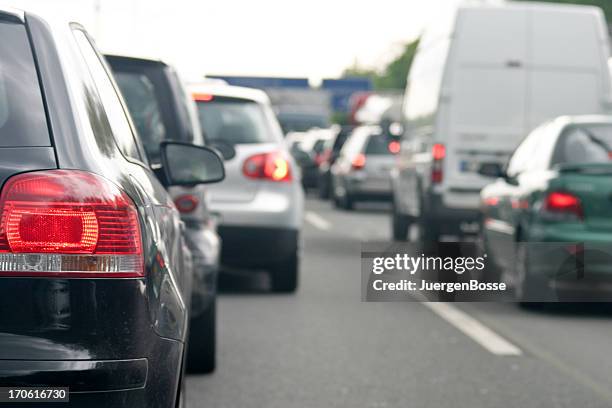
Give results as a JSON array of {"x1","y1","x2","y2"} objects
[
  {"x1": 186, "y1": 300, "x2": 216, "y2": 374},
  {"x1": 417, "y1": 199, "x2": 439, "y2": 252},
  {"x1": 270, "y1": 253, "x2": 299, "y2": 293},
  {"x1": 514, "y1": 244, "x2": 545, "y2": 308},
  {"x1": 341, "y1": 193, "x2": 354, "y2": 210},
  {"x1": 392, "y1": 199, "x2": 410, "y2": 241},
  {"x1": 318, "y1": 176, "x2": 330, "y2": 199}
]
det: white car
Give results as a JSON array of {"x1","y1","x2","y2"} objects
[
  {"x1": 189, "y1": 84, "x2": 304, "y2": 292},
  {"x1": 392, "y1": 1, "x2": 612, "y2": 244}
]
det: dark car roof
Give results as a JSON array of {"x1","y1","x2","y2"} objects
[{"x1": 105, "y1": 54, "x2": 168, "y2": 68}]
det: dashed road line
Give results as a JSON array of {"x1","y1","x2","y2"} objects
[
  {"x1": 305, "y1": 211, "x2": 332, "y2": 231},
  {"x1": 422, "y1": 302, "x2": 522, "y2": 356}
]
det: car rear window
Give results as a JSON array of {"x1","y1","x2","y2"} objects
[
  {"x1": 0, "y1": 20, "x2": 50, "y2": 147},
  {"x1": 114, "y1": 71, "x2": 167, "y2": 161},
  {"x1": 365, "y1": 135, "x2": 393, "y2": 155},
  {"x1": 555, "y1": 124, "x2": 612, "y2": 165},
  {"x1": 196, "y1": 98, "x2": 276, "y2": 144}
]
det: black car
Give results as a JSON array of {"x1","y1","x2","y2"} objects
[
  {"x1": 0, "y1": 8, "x2": 223, "y2": 407},
  {"x1": 106, "y1": 55, "x2": 219, "y2": 373}
]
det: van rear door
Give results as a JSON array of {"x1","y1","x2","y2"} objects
[
  {"x1": 527, "y1": 6, "x2": 609, "y2": 129},
  {"x1": 444, "y1": 7, "x2": 529, "y2": 199}
]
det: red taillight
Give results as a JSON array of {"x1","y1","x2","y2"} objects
[
  {"x1": 174, "y1": 194, "x2": 199, "y2": 214},
  {"x1": 243, "y1": 152, "x2": 292, "y2": 182},
  {"x1": 193, "y1": 93, "x2": 214, "y2": 102},
  {"x1": 543, "y1": 191, "x2": 583, "y2": 220},
  {"x1": 431, "y1": 143, "x2": 445, "y2": 184},
  {"x1": 388, "y1": 141, "x2": 400, "y2": 154},
  {"x1": 351, "y1": 153, "x2": 366, "y2": 170},
  {"x1": 0, "y1": 170, "x2": 143, "y2": 277}
]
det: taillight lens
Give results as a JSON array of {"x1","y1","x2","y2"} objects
[
  {"x1": 543, "y1": 191, "x2": 583, "y2": 220},
  {"x1": 351, "y1": 153, "x2": 366, "y2": 170},
  {"x1": 388, "y1": 141, "x2": 400, "y2": 154},
  {"x1": 0, "y1": 170, "x2": 143, "y2": 277},
  {"x1": 243, "y1": 152, "x2": 292, "y2": 182},
  {"x1": 174, "y1": 194, "x2": 199, "y2": 214},
  {"x1": 431, "y1": 143, "x2": 445, "y2": 184}
]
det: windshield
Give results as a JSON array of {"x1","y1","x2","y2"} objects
[
  {"x1": 196, "y1": 98, "x2": 276, "y2": 144},
  {"x1": 555, "y1": 124, "x2": 612, "y2": 165},
  {"x1": 277, "y1": 113, "x2": 329, "y2": 133},
  {"x1": 365, "y1": 134, "x2": 394, "y2": 155}
]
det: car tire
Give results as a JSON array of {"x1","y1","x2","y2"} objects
[
  {"x1": 270, "y1": 253, "x2": 299, "y2": 293},
  {"x1": 417, "y1": 198, "x2": 439, "y2": 252},
  {"x1": 318, "y1": 176, "x2": 330, "y2": 199},
  {"x1": 186, "y1": 300, "x2": 216, "y2": 374},
  {"x1": 514, "y1": 244, "x2": 545, "y2": 308},
  {"x1": 392, "y1": 199, "x2": 410, "y2": 241},
  {"x1": 340, "y1": 193, "x2": 354, "y2": 210}
]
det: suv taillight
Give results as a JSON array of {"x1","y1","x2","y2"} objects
[
  {"x1": 243, "y1": 152, "x2": 292, "y2": 182},
  {"x1": 431, "y1": 143, "x2": 445, "y2": 184},
  {"x1": 542, "y1": 191, "x2": 583, "y2": 220},
  {"x1": 0, "y1": 170, "x2": 143, "y2": 277}
]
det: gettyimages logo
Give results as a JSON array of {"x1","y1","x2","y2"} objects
[
  {"x1": 362, "y1": 242, "x2": 612, "y2": 302},
  {"x1": 371, "y1": 253, "x2": 487, "y2": 275}
]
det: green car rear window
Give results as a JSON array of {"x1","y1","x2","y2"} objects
[{"x1": 0, "y1": 20, "x2": 50, "y2": 147}]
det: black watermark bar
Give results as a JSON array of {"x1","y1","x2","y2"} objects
[
  {"x1": 0, "y1": 387, "x2": 69, "y2": 403},
  {"x1": 362, "y1": 242, "x2": 612, "y2": 302}
]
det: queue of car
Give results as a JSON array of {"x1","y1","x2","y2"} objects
[{"x1": 0, "y1": 5, "x2": 304, "y2": 407}]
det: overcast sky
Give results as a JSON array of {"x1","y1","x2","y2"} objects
[{"x1": 7, "y1": 0, "x2": 466, "y2": 81}]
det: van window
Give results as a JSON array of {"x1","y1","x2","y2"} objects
[
  {"x1": 72, "y1": 30, "x2": 142, "y2": 162},
  {"x1": 196, "y1": 98, "x2": 277, "y2": 144},
  {"x1": 403, "y1": 39, "x2": 450, "y2": 124},
  {"x1": 0, "y1": 21, "x2": 50, "y2": 147}
]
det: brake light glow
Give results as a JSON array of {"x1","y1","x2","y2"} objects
[
  {"x1": 543, "y1": 191, "x2": 583, "y2": 220},
  {"x1": 431, "y1": 143, "x2": 445, "y2": 184},
  {"x1": 388, "y1": 141, "x2": 400, "y2": 154},
  {"x1": 351, "y1": 153, "x2": 366, "y2": 170},
  {"x1": 193, "y1": 93, "x2": 214, "y2": 102},
  {"x1": 0, "y1": 170, "x2": 143, "y2": 277},
  {"x1": 243, "y1": 152, "x2": 292, "y2": 182},
  {"x1": 432, "y1": 143, "x2": 445, "y2": 161},
  {"x1": 174, "y1": 194, "x2": 199, "y2": 214}
]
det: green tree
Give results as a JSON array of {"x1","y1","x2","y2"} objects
[
  {"x1": 343, "y1": 39, "x2": 420, "y2": 91},
  {"x1": 515, "y1": 0, "x2": 612, "y2": 22}
]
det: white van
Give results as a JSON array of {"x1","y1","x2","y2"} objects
[{"x1": 391, "y1": 2, "x2": 612, "y2": 243}]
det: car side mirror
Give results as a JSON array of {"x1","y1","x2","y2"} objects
[
  {"x1": 160, "y1": 141, "x2": 225, "y2": 186},
  {"x1": 478, "y1": 162, "x2": 505, "y2": 178}
]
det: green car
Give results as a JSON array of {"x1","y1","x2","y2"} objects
[{"x1": 479, "y1": 116, "x2": 612, "y2": 303}]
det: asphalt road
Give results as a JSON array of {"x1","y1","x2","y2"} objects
[{"x1": 186, "y1": 195, "x2": 612, "y2": 408}]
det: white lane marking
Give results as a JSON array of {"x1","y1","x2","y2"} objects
[
  {"x1": 422, "y1": 302, "x2": 522, "y2": 356},
  {"x1": 305, "y1": 211, "x2": 331, "y2": 231}
]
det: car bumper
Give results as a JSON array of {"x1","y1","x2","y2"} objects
[
  {"x1": 218, "y1": 226, "x2": 299, "y2": 268},
  {"x1": 425, "y1": 192, "x2": 481, "y2": 234},
  {"x1": 209, "y1": 184, "x2": 303, "y2": 230},
  {"x1": 183, "y1": 224, "x2": 220, "y2": 316},
  {"x1": 0, "y1": 335, "x2": 183, "y2": 408}
]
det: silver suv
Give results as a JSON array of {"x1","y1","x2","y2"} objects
[{"x1": 189, "y1": 84, "x2": 304, "y2": 292}]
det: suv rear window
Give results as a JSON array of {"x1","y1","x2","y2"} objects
[
  {"x1": 365, "y1": 135, "x2": 393, "y2": 155},
  {"x1": 0, "y1": 21, "x2": 50, "y2": 147},
  {"x1": 114, "y1": 71, "x2": 167, "y2": 161},
  {"x1": 196, "y1": 98, "x2": 275, "y2": 144}
]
